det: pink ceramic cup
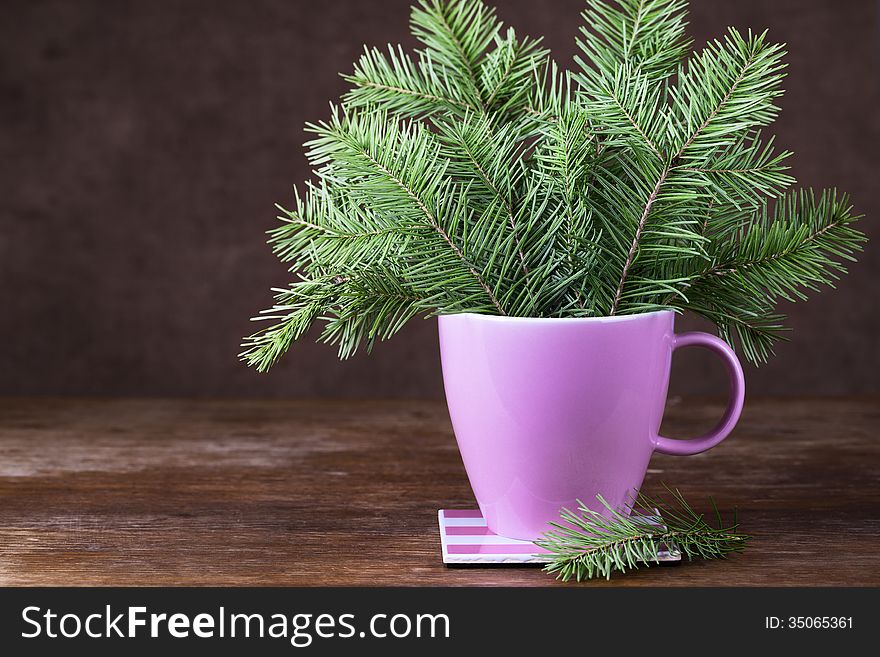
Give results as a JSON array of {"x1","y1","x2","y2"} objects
[{"x1": 438, "y1": 310, "x2": 745, "y2": 541}]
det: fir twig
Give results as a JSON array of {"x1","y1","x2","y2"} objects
[{"x1": 535, "y1": 486, "x2": 749, "y2": 582}]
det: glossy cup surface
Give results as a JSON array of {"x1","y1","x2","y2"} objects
[{"x1": 439, "y1": 311, "x2": 743, "y2": 541}]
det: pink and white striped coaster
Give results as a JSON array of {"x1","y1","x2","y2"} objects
[{"x1": 438, "y1": 509, "x2": 682, "y2": 565}]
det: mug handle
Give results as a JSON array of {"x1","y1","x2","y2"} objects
[{"x1": 654, "y1": 332, "x2": 746, "y2": 456}]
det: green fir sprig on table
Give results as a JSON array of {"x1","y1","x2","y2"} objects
[
  {"x1": 241, "y1": 0, "x2": 866, "y2": 370},
  {"x1": 535, "y1": 487, "x2": 748, "y2": 582}
]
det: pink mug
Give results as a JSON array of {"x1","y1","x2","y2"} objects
[{"x1": 438, "y1": 310, "x2": 745, "y2": 541}]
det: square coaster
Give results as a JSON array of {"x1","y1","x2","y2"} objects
[{"x1": 438, "y1": 509, "x2": 682, "y2": 565}]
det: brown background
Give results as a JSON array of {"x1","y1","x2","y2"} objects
[{"x1": 2, "y1": 0, "x2": 878, "y2": 399}]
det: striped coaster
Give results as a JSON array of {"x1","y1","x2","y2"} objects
[{"x1": 438, "y1": 509, "x2": 682, "y2": 565}]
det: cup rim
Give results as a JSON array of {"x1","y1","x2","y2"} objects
[{"x1": 438, "y1": 309, "x2": 674, "y2": 324}]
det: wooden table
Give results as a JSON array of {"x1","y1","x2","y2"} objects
[{"x1": 0, "y1": 397, "x2": 877, "y2": 586}]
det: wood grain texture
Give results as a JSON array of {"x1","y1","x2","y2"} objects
[{"x1": 0, "y1": 397, "x2": 877, "y2": 586}]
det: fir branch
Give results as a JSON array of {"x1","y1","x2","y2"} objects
[
  {"x1": 535, "y1": 486, "x2": 748, "y2": 582},
  {"x1": 669, "y1": 28, "x2": 787, "y2": 163},
  {"x1": 306, "y1": 108, "x2": 507, "y2": 315},
  {"x1": 240, "y1": 277, "x2": 338, "y2": 372},
  {"x1": 610, "y1": 165, "x2": 669, "y2": 314},
  {"x1": 344, "y1": 45, "x2": 478, "y2": 118},
  {"x1": 320, "y1": 269, "x2": 425, "y2": 359},
  {"x1": 269, "y1": 182, "x2": 408, "y2": 274},
  {"x1": 437, "y1": 114, "x2": 532, "y2": 279},
  {"x1": 673, "y1": 189, "x2": 864, "y2": 362},
  {"x1": 243, "y1": 0, "x2": 866, "y2": 370},
  {"x1": 411, "y1": 0, "x2": 501, "y2": 107},
  {"x1": 676, "y1": 131, "x2": 794, "y2": 210},
  {"x1": 583, "y1": 64, "x2": 668, "y2": 159},
  {"x1": 576, "y1": 0, "x2": 691, "y2": 87},
  {"x1": 532, "y1": 103, "x2": 598, "y2": 309},
  {"x1": 479, "y1": 29, "x2": 550, "y2": 116},
  {"x1": 705, "y1": 189, "x2": 863, "y2": 296}
]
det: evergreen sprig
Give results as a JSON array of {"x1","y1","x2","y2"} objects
[
  {"x1": 535, "y1": 487, "x2": 748, "y2": 582},
  {"x1": 241, "y1": 0, "x2": 865, "y2": 369}
]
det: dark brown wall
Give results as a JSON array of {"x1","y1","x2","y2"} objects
[{"x1": 2, "y1": 0, "x2": 878, "y2": 398}]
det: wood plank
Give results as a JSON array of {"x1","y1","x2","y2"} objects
[{"x1": 0, "y1": 397, "x2": 877, "y2": 586}]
